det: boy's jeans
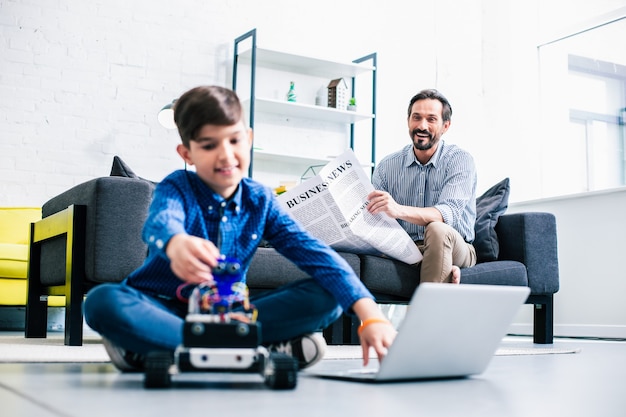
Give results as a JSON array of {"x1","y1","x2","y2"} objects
[{"x1": 84, "y1": 278, "x2": 343, "y2": 355}]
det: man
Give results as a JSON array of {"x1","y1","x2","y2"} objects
[{"x1": 367, "y1": 89, "x2": 477, "y2": 283}]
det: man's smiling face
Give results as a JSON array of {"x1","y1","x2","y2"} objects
[{"x1": 407, "y1": 98, "x2": 450, "y2": 152}]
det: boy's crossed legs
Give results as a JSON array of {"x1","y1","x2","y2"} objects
[{"x1": 84, "y1": 278, "x2": 342, "y2": 371}]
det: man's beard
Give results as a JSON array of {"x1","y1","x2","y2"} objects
[{"x1": 412, "y1": 129, "x2": 438, "y2": 151}]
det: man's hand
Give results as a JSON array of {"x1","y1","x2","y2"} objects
[
  {"x1": 165, "y1": 234, "x2": 221, "y2": 284},
  {"x1": 367, "y1": 190, "x2": 443, "y2": 226},
  {"x1": 367, "y1": 190, "x2": 408, "y2": 219}
]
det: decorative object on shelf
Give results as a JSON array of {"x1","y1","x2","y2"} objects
[
  {"x1": 274, "y1": 185, "x2": 287, "y2": 195},
  {"x1": 327, "y1": 78, "x2": 348, "y2": 110},
  {"x1": 301, "y1": 164, "x2": 326, "y2": 182},
  {"x1": 347, "y1": 97, "x2": 357, "y2": 111},
  {"x1": 286, "y1": 81, "x2": 297, "y2": 102},
  {"x1": 273, "y1": 181, "x2": 296, "y2": 195},
  {"x1": 315, "y1": 85, "x2": 328, "y2": 107}
]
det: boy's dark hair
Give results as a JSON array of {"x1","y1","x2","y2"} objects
[
  {"x1": 173, "y1": 85, "x2": 244, "y2": 147},
  {"x1": 407, "y1": 89, "x2": 453, "y2": 123}
]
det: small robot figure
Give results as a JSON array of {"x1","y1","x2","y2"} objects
[{"x1": 143, "y1": 256, "x2": 298, "y2": 390}]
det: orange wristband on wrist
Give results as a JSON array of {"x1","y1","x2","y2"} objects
[{"x1": 357, "y1": 318, "x2": 392, "y2": 336}]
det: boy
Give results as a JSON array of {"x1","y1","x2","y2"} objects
[{"x1": 84, "y1": 85, "x2": 395, "y2": 371}]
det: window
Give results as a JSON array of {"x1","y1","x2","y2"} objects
[{"x1": 538, "y1": 14, "x2": 626, "y2": 197}]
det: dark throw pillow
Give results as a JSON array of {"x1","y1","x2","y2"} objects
[
  {"x1": 473, "y1": 177, "x2": 510, "y2": 263},
  {"x1": 110, "y1": 156, "x2": 158, "y2": 188},
  {"x1": 110, "y1": 155, "x2": 138, "y2": 178}
]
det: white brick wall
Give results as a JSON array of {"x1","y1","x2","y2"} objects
[
  {"x1": 1, "y1": 0, "x2": 470, "y2": 206},
  {"x1": 2, "y1": 0, "x2": 611, "y2": 207},
  {"x1": 0, "y1": 0, "x2": 240, "y2": 205}
]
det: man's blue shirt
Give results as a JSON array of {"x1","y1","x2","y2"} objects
[
  {"x1": 126, "y1": 170, "x2": 372, "y2": 310},
  {"x1": 372, "y1": 141, "x2": 477, "y2": 242}
]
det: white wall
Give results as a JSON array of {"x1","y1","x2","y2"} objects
[
  {"x1": 2, "y1": 0, "x2": 621, "y2": 204},
  {"x1": 508, "y1": 187, "x2": 626, "y2": 339},
  {"x1": 2, "y1": 0, "x2": 535, "y2": 206}
]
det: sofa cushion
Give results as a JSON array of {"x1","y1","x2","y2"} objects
[
  {"x1": 0, "y1": 278, "x2": 65, "y2": 306},
  {"x1": 474, "y1": 178, "x2": 510, "y2": 263},
  {"x1": 0, "y1": 207, "x2": 41, "y2": 244},
  {"x1": 0, "y1": 207, "x2": 41, "y2": 281},
  {"x1": 359, "y1": 254, "x2": 420, "y2": 299},
  {"x1": 246, "y1": 247, "x2": 360, "y2": 292},
  {"x1": 457, "y1": 260, "x2": 528, "y2": 287},
  {"x1": 359, "y1": 254, "x2": 528, "y2": 302},
  {"x1": 0, "y1": 243, "x2": 29, "y2": 279}
]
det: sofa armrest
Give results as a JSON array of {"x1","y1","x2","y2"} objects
[
  {"x1": 495, "y1": 212, "x2": 559, "y2": 295},
  {"x1": 40, "y1": 176, "x2": 154, "y2": 285}
]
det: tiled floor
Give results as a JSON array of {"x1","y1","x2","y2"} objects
[{"x1": 1, "y1": 334, "x2": 625, "y2": 417}]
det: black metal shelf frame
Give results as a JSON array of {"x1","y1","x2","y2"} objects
[{"x1": 232, "y1": 28, "x2": 377, "y2": 177}]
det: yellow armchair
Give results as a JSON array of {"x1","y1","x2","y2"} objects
[{"x1": 0, "y1": 207, "x2": 63, "y2": 306}]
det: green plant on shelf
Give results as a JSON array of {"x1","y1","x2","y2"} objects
[{"x1": 347, "y1": 97, "x2": 357, "y2": 111}]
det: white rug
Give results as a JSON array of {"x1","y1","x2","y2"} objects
[
  {"x1": 0, "y1": 335, "x2": 580, "y2": 363},
  {"x1": 0, "y1": 335, "x2": 110, "y2": 363},
  {"x1": 323, "y1": 345, "x2": 581, "y2": 360},
  {"x1": 494, "y1": 346, "x2": 582, "y2": 356}
]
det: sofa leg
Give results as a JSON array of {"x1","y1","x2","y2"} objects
[
  {"x1": 347, "y1": 315, "x2": 360, "y2": 344},
  {"x1": 533, "y1": 295, "x2": 554, "y2": 344},
  {"x1": 64, "y1": 293, "x2": 84, "y2": 346},
  {"x1": 63, "y1": 205, "x2": 86, "y2": 346},
  {"x1": 25, "y1": 222, "x2": 48, "y2": 339},
  {"x1": 323, "y1": 314, "x2": 360, "y2": 345},
  {"x1": 323, "y1": 316, "x2": 344, "y2": 345},
  {"x1": 25, "y1": 297, "x2": 48, "y2": 339}
]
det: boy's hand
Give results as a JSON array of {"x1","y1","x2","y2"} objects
[
  {"x1": 351, "y1": 298, "x2": 397, "y2": 366},
  {"x1": 165, "y1": 234, "x2": 220, "y2": 284},
  {"x1": 359, "y1": 321, "x2": 397, "y2": 366}
]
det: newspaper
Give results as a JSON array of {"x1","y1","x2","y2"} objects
[{"x1": 277, "y1": 149, "x2": 423, "y2": 264}]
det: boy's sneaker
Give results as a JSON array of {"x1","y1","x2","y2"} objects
[
  {"x1": 102, "y1": 337, "x2": 144, "y2": 372},
  {"x1": 269, "y1": 333, "x2": 326, "y2": 369}
]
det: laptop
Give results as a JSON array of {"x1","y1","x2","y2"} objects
[{"x1": 311, "y1": 283, "x2": 530, "y2": 382}]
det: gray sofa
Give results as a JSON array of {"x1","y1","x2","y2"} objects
[
  {"x1": 246, "y1": 211, "x2": 560, "y2": 345},
  {"x1": 26, "y1": 171, "x2": 559, "y2": 346}
]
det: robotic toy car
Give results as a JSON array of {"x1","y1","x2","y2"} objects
[{"x1": 143, "y1": 256, "x2": 298, "y2": 390}]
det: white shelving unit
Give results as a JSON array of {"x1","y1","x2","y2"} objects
[
  {"x1": 252, "y1": 149, "x2": 332, "y2": 166},
  {"x1": 233, "y1": 28, "x2": 377, "y2": 187},
  {"x1": 237, "y1": 47, "x2": 375, "y2": 79},
  {"x1": 241, "y1": 98, "x2": 374, "y2": 124}
]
